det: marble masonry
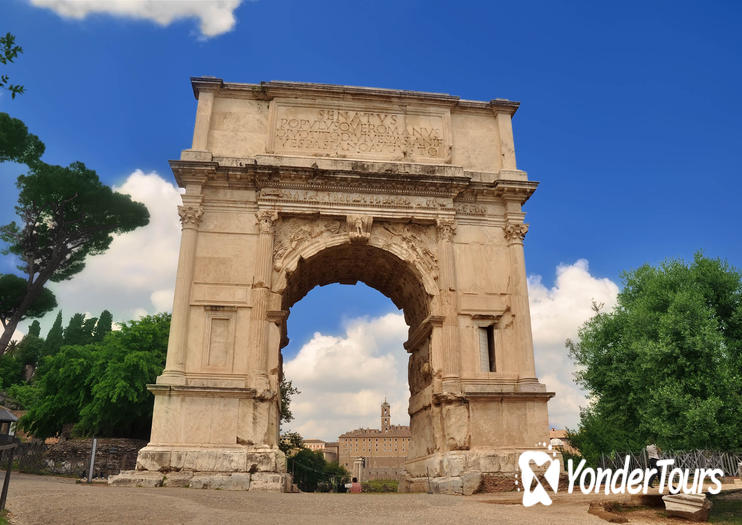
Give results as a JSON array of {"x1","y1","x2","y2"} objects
[{"x1": 111, "y1": 78, "x2": 555, "y2": 492}]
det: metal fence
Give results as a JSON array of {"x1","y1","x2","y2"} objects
[{"x1": 599, "y1": 449, "x2": 742, "y2": 477}]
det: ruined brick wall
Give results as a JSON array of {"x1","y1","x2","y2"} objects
[{"x1": 15, "y1": 438, "x2": 147, "y2": 477}]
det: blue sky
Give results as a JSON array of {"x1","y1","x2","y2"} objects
[{"x1": 1, "y1": 0, "x2": 741, "y2": 435}]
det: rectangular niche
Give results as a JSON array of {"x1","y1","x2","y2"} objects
[{"x1": 202, "y1": 306, "x2": 237, "y2": 372}]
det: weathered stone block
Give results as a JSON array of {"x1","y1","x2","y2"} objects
[
  {"x1": 162, "y1": 471, "x2": 194, "y2": 488},
  {"x1": 398, "y1": 477, "x2": 431, "y2": 493},
  {"x1": 245, "y1": 450, "x2": 278, "y2": 472},
  {"x1": 250, "y1": 472, "x2": 286, "y2": 491},
  {"x1": 171, "y1": 449, "x2": 247, "y2": 472},
  {"x1": 431, "y1": 476, "x2": 463, "y2": 495},
  {"x1": 442, "y1": 454, "x2": 466, "y2": 477},
  {"x1": 662, "y1": 493, "x2": 712, "y2": 522},
  {"x1": 462, "y1": 471, "x2": 482, "y2": 496},
  {"x1": 136, "y1": 449, "x2": 171, "y2": 472},
  {"x1": 108, "y1": 470, "x2": 164, "y2": 488},
  {"x1": 190, "y1": 473, "x2": 232, "y2": 489}
]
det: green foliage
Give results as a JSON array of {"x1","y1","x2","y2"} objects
[
  {"x1": 0, "y1": 160, "x2": 149, "y2": 353},
  {"x1": 362, "y1": 479, "x2": 399, "y2": 493},
  {"x1": 568, "y1": 254, "x2": 742, "y2": 464},
  {"x1": 43, "y1": 311, "x2": 63, "y2": 356},
  {"x1": 2, "y1": 161, "x2": 150, "y2": 283},
  {"x1": 280, "y1": 377, "x2": 300, "y2": 424},
  {"x1": 7, "y1": 382, "x2": 39, "y2": 409},
  {"x1": 0, "y1": 329, "x2": 45, "y2": 390},
  {"x1": 63, "y1": 312, "x2": 98, "y2": 346},
  {"x1": 28, "y1": 320, "x2": 40, "y2": 337},
  {"x1": 287, "y1": 448, "x2": 349, "y2": 492},
  {"x1": 0, "y1": 273, "x2": 56, "y2": 327},
  {"x1": 0, "y1": 113, "x2": 44, "y2": 165},
  {"x1": 20, "y1": 313, "x2": 170, "y2": 439},
  {"x1": 279, "y1": 431, "x2": 304, "y2": 456},
  {"x1": 0, "y1": 33, "x2": 24, "y2": 98},
  {"x1": 93, "y1": 310, "x2": 113, "y2": 341}
]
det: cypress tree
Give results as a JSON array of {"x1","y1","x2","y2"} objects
[
  {"x1": 43, "y1": 311, "x2": 63, "y2": 356},
  {"x1": 28, "y1": 320, "x2": 41, "y2": 338},
  {"x1": 93, "y1": 310, "x2": 113, "y2": 341}
]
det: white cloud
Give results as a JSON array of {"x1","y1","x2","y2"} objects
[
  {"x1": 528, "y1": 259, "x2": 619, "y2": 430},
  {"x1": 47, "y1": 170, "x2": 181, "y2": 325},
  {"x1": 283, "y1": 313, "x2": 410, "y2": 442},
  {"x1": 29, "y1": 0, "x2": 243, "y2": 37}
]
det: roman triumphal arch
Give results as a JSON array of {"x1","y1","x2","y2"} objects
[{"x1": 121, "y1": 78, "x2": 555, "y2": 493}]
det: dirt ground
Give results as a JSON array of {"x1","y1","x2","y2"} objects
[{"x1": 4, "y1": 473, "x2": 739, "y2": 525}]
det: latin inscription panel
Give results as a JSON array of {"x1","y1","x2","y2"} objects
[{"x1": 267, "y1": 100, "x2": 451, "y2": 163}]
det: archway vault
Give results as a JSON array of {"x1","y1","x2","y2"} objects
[
  {"x1": 275, "y1": 216, "x2": 438, "y2": 330},
  {"x1": 122, "y1": 78, "x2": 556, "y2": 495}
]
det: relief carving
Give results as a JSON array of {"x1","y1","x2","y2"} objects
[
  {"x1": 379, "y1": 222, "x2": 438, "y2": 278},
  {"x1": 272, "y1": 217, "x2": 344, "y2": 271},
  {"x1": 347, "y1": 215, "x2": 373, "y2": 243}
]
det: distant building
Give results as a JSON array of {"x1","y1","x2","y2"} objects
[
  {"x1": 338, "y1": 400, "x2": 410, "y2": 481},
  {"x1": 303, "y1": 439, "x2": 326, "y2": 452},
  {"x1": 323, "y1": 442, "x2": 339, "y2": 463},
  {"x1": 549, "y1": 428, "x2": 579, "y2": 455}
]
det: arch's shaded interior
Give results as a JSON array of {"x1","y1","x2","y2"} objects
[{"x1": 281, "y1": 243, "x2": 430, "y2": 328}]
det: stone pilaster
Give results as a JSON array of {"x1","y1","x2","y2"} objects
[
  {"x1": 494, "y1": 110, "x2": 516, "y2": 170},
  {"x1": 436, "y1": 218, "x2": 460, "y2": 384},
  {"x1": 503, "y1": 222, "x2": 537, "y2": 379},
  {"x1": 158, "y1": 204, "x2": 203, "y2": 385},
  {"x1": 191, "y1": 90, "x2": 215, "y2": 151},
  {"x1": 250, "y1": 210, "x2": 279, "y2": 393}
]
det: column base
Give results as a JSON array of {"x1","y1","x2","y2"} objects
[
  {"x1": 108, "y1": 445, "x2": 292, "y2": 492},
  {"x1": 156, "y1": 370, "x2": 187, "y2": 385},
  {"x1": 400, "y1": 449, "x2": 562, "y2": 495},
  {"x1": 108, "y1": 469, "x2": 293, "y2": 491}
]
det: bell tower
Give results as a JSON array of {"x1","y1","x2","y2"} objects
[{"x1": 381, "y1": 399, "x2": 391, "y2": 432}]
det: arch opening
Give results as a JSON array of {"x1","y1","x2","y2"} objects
[{"x1": 280, "y1": 242, "x2": 432, "y2": 330}]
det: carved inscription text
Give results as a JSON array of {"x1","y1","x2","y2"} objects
[{"x1": 270, "y1": 103, "x2": 449, "y2": 160}]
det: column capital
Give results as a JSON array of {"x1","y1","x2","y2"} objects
[
  {"x1": 178, "y1": 205, "x2": 204, "y2": 229},
  {"x1": 256, "y1": 210, "x2": 279, "y2": 234},
  {"x1": 436, "y1": 218, "x2": 457, "y2": 241},
  {"x1": 504, "y1": 222, "x2": 529, "y2": 243}
]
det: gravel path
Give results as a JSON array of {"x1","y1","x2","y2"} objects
[{"x1": 4, "y1": 473, "x2": 644, "y2": 524}]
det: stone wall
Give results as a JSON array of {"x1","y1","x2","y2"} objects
[{"x1": 16, "y1": 438, "x2": 147, "y2": 477}]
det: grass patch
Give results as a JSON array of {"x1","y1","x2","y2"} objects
[
  {"x1": 710, "y1": 496, "x2": 742, "y2": 524},
  {"x1": 361, "y1": 479, "x2": 399, "y2": 493}
]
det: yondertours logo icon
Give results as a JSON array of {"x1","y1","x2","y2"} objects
[
  {"x1": 517, "y1": 443, "x2": 561, "y2": 506},
  {"x1": 516, "y1": 445, "x2": 724, "y2": 507}
]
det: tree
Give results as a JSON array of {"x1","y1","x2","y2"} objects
[
  {"x1": 287, "y1": 448, "x2": 328, "y2": 492},
  {"x1": 0, "y1": 273, "x2": 56, "y2": 329},
  {"x1": 63, "y1": 313, "x2": 88, "y2": 346},
  {"x1": 280, "y1": 377, "x2": 300, "y2": 424},
  {"x1": 0, "y1": 33, "x2": 24, "y2": 98},
  {"x1": 20, "y1": 313, "x2": 170, "y2": 439},
  {"x1": 0, "y1": 113, "x2": 44, "y2": 165},
  {"x1": 567, "y1": 254, "x2": 742, "y2": 464},
  {"x1": 93, "y1": 310, "x2": 113, "y2": 341},
  {"x1": 27, "y1": 319, "x2": 40, "y2": 337},
  {"x1": 286, "y1": 448, "x2": 350, "y2": 492},
  {"x1": 43, "y1": 310, "x2": 63, "y2": 356},
  {"x1": 0, "y1": 161, "x2": 150, "y2": 354},
  {"x1": 279, "y1": 431, "x2": 304, "y2": 456}
]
